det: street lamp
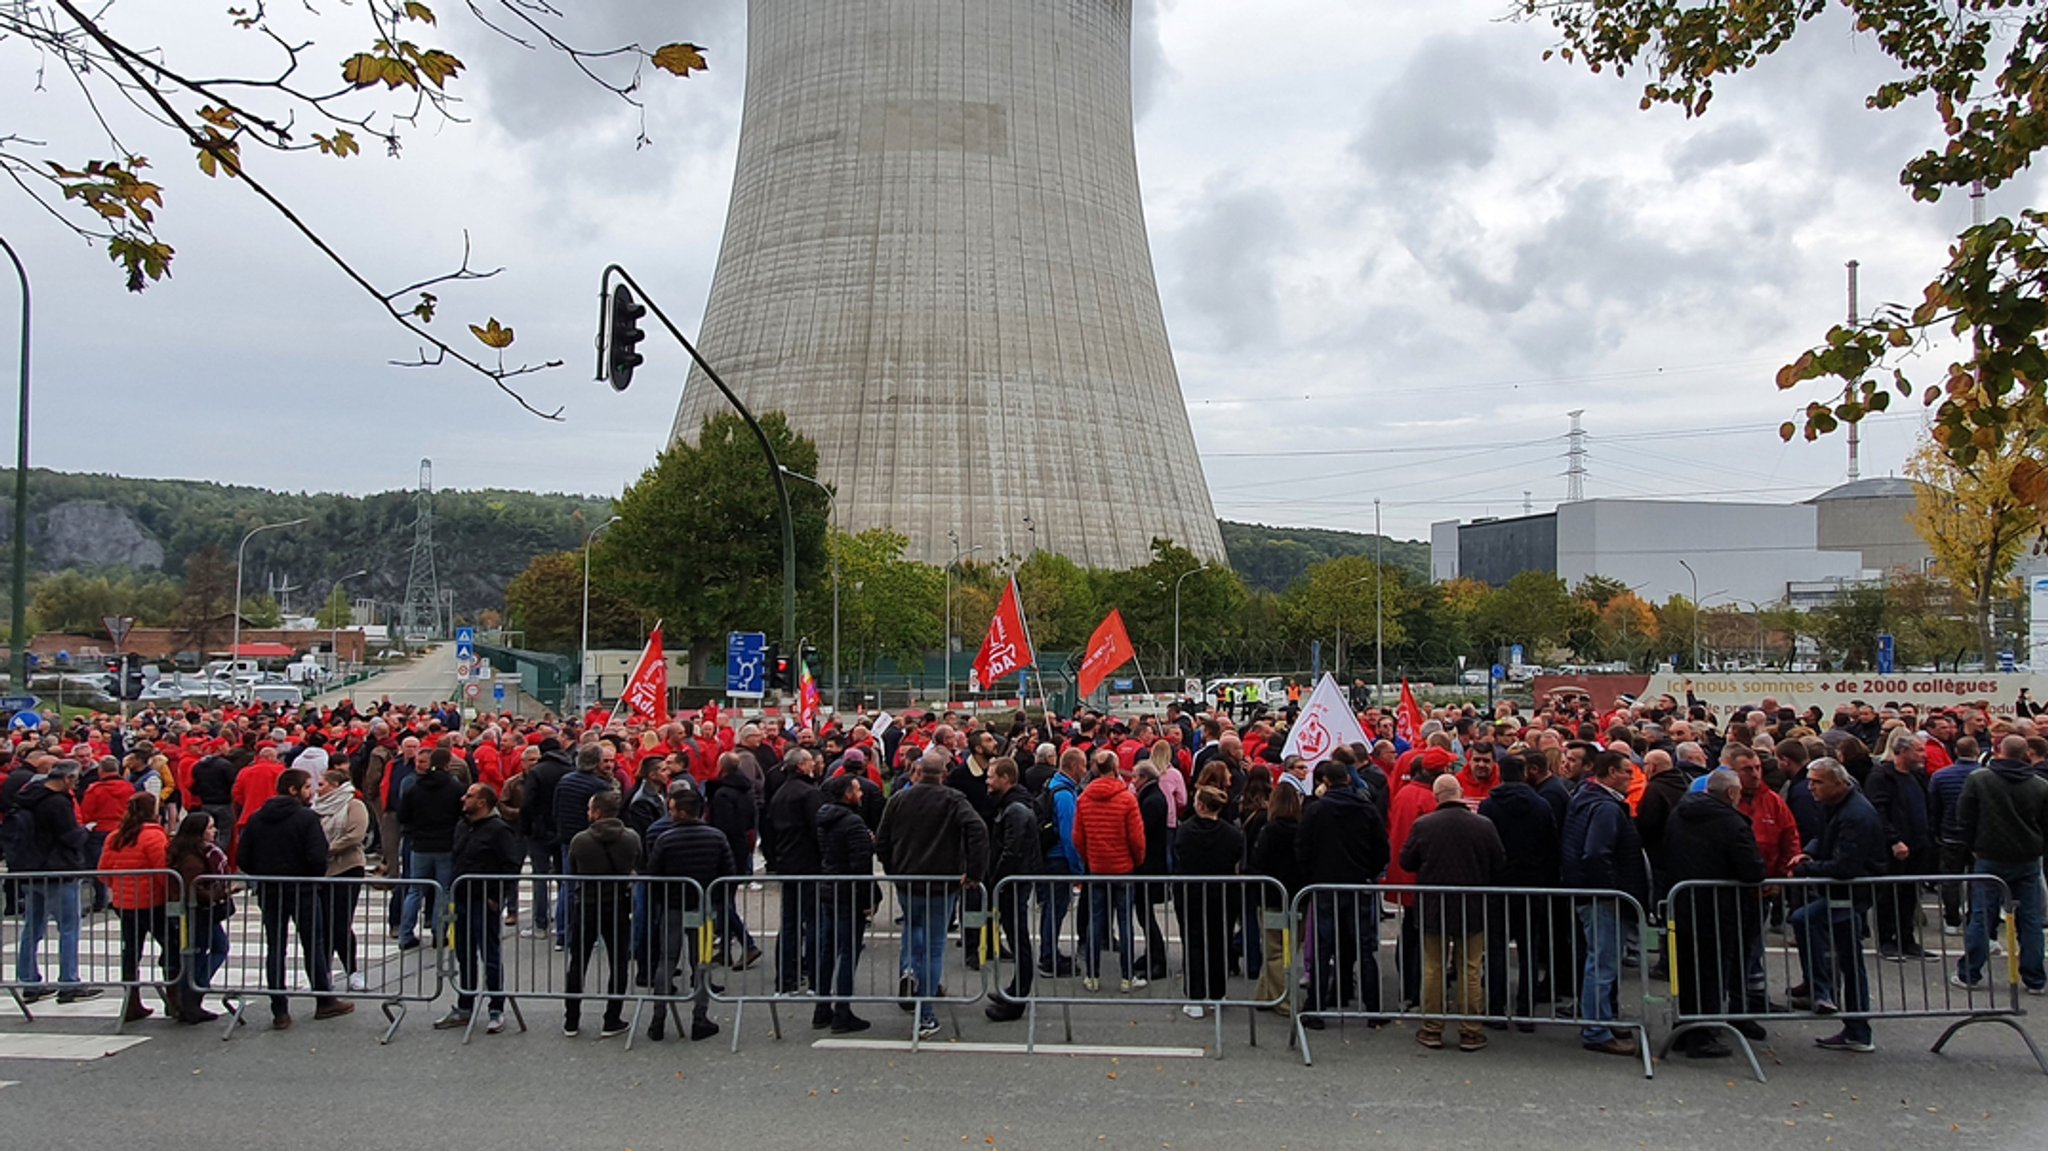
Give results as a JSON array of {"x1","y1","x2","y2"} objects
[
  {"x1": 234, "y1": 518, "x2": 306, "y2": 698},
  {"x1": 1173, "y1": 564, "x2": 1205, "y2": 680},
  {"x1": 1374, "y1": 498, "x2": 1385, "y2": 700},
  {"x1": 2, "y1": 236, "x2": 29, "y2": 691},
  {"x1": 330, "y1": 569, "x2": 368, "y2": 681},
  {"x1": 780, "y1": 466, "x2": 840, "y2": 711},
  {"x1": 1677, "y1": 559, "x2": 1700, "y2": 671},
  {"x1": 581, "y1": 515, "x2": 622, "y2": 708},
  {"x1": 943, "y1": 531, "x2": 984, "y2": 698}
]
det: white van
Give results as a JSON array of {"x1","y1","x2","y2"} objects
[{"x1": 251, "y1": 683, "x2": 305, "y2": 709}]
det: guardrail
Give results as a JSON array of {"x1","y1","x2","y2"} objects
[
  {"x1": 3, "y1": 868, "x2": 186, "y2": 1034},
  {"x1": 986, "y1": 874, "x2": 1289, "y2": 1057},
  {"x1": 1288, "y1": 883, "x2": 1655, "y2": 1077},
  {"x1": 704, "y1": 874, "x2": 988, "y2": 1052},
  {"x1": 210, "y1": 875, "x2": 445, "y2": 1043},
  {"x1": 1661, "y1": 872, "x2": 2047, "y2": 1081}
]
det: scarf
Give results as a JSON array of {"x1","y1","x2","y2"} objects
[{"x1": 313, "y1": 782, "x2": 358, "y2": 844}]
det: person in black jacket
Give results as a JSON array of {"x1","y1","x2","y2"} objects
[
  {"x1": 1863, "y1": 738, "x2": 1934, "y2": 959},
  {"x1": 642, "y1": 779, "x2": 735, "y2": 1043},
  {"x1": 814, "y1": 775, "x2": 877, "y2": 1034},
  {"x1": 985, "y1": 758, "x2": 1042, "y2": 1021},
  {"x1": 396, "y1": 748, "x2": 465, "y2": 950},
  {"x1": 438, "y1": 782, "x2": 523, "y2": 1033},
  {"x1": 1295, "y1": 760, "x2": 1390, "y2": 1029},
  {"x1": 519, "y1": 739, "x2": 574, "y2": 948},
  {"x1": 1250, "y1": 786, "x2": 1306, "y2": 1013},
  {"x1": 1132, "y1": 763, "x2": 1172, "y2": 980},
  {"x1": 563, "y1": 788, "x2": 640, "y2": 1038},
  {"x1": 1400, "y1": 775, "x2": 1506, "y2": 1051},
  {"x1": 1478, "y1": 753, "x2": 1560, "y2": 1025},
  {"x1": 189, "y1": 753, "x2": 238, "y2": 846},
  {"x1": 237, "y1": 768, "x2": 352, "y2": 1029},
  {"x1": 765, "y1": 752, "x2": 825, "y2": 994},
  {"x1": 1787, "y1": 758, "x2": 1890, "y2": 1051},
  {"x1": 8, "y1": 761, "x2": 101, "y2": 1003},
  {"x1": 705, "y1": 761, "x2": 762, "y2": 970},
  {"x1": 1664, "y1": 770, "x2": 1767, "y2": 1059},
  {"x1": 1173, "y1": 785, "x2": 1245, "y2": 1016}
]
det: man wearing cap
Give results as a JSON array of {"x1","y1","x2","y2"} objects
[{"x1": 8, "y1": 760, "x2": 103, "y2": 1004}]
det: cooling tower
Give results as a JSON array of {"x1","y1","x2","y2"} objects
[{"x1": 671, "y1": 0, "x2": 1225, "y2": 570}]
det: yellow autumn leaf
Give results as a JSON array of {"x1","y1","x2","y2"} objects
[
  {"x1": 341, "y1": 52, "x2": 382, "y2": 88},
  {"x1": 470, "y1": 318, "x2": 515, "y2": 349},
  {"x1": 651, "y1": 43, "x2": 709, "y2": 76},
  {"x1": 402, "y1": 1, "x2": 436, "y2": 24}
]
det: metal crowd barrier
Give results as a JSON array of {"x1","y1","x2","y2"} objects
[
  {"x1": 985, "y1": 874, "x2": 1290, "y2": 1058},
  {"x1": 210, "y1": 875, "x2": 445, "y2": 1043},
  {"x1": 1288, "y1": 883, "x2": 1655, "y2": 1078},
  {"x1": 705, "y1": 874, "x2": 988, "y2": 1052},
  {"x1": 1661, "y1": 873, "x2": 2048, "y2": 1081},
  {"x1": 448, "y1": 873, "x2": 714, "y2": 1050},
  {"x1": 2, "y1": 869, "x2": 187, "y2": 1034}
]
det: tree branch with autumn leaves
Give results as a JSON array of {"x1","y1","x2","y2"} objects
[{"x1": 0, "y1": 0, "x2": 708, "y2": 419}]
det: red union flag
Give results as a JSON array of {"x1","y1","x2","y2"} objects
[
  {"x1": 796, "y1": 653, "x2": 819, "y2": 731},
  {"x1": 971, "y1": 578, "x2": 1034, "y2": 692},
  {"x1": 1396, "y1": 679, "x2": 1425, "y2": 745},
  {"x1": 611, "y1": 624, "x2": 670, "y2": 728},
  {"x1": 1077, "y1": 609, "x2": 1135, "y2": 698}
]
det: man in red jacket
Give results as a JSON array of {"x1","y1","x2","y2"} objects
[{"x1": 1070, "y1": 752, "x2": 1147, "y2": 992}]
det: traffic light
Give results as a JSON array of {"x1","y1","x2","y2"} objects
[
  {"x1": 122, "y1": 653, "x2": 144, "y2": 701},
  {"x1": 798, "y1": 640, "x2": 819, "y2": 679},
  {"x1": 765, "y1": 643, "x2": 791, "y2": 692},
  {"x1": 604, "y1": 283, "x2": 647, "y2": 391}
]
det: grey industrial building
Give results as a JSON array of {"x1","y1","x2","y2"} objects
[
  {"x1": 1430, "y1": 479, "x2": 1934, "y2": 608},
  {"x1": 671, "y1": 0, "x2": 1225, "y2": 570}
]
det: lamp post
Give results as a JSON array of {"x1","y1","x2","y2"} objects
[
  {"x1": 943, "y1": 531, "x2": 983, "y2": 698},
  {"x1": 1374, "y1": 497, "x2": 1385, "y2": 700},
  {"x1": 234, "y1": 518, "x2": 306, "y2": 699},
  {"x1": 2, "y1": 236, "x2": 28, "y2": 691},
  {"x1": 330, "y1": 569, "x2": 368, "y2": 681},
  {"x1": 780, "y1": 466, "x2": 840, "y2": 711},
  {"x1": 1173, "y1": 564, "x2": 1205, "y2": 680},
  {"x1": 1677, "y1": 559, "x2": 1700, "y2": 671},
  {"x1": 580, "y1": 515, "x2": 622, "y2": 709}
]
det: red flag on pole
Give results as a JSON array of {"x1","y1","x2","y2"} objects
[
  {"x1": 971, "y1": 578, "x2": 1035, "y2": 692},
  {"x1": 1077, "y1": 609, "x2": 1136, "y2": 699},
  {"x1": 610, "y1": 623, "x2": 670, "y2": 728},
  {"x1": 1395, "y1": 678, "x2": 1425, "y2": 746},
  {"x1": 796, "y1": 651, "x2": 819, "y2": 731}
]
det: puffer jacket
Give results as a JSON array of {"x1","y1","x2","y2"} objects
[
  {"x1": 1561, "y1": 780, "x2": 1650, "y2": 905},
  {"x1": 567, "y1": 817, "x2": 640, "y2": 914},
  {"x1": 1070, "y1": 775, "x2": 1145, "y2": 876},
  {"x1": 98, "y1": 823, "x2": 172, "y2": 908}
]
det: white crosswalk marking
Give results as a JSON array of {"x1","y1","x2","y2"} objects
[{"x1": 0, "y1": 1034, "x2": 148, "y2": 1060}]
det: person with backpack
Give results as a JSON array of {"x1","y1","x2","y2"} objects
[
  {"x1": 1953, "y1": 734, "x2": 2048, "y2": 995},
  {"x1": 1034, "y1": 749, "x2": 1085, "y2": 977},
  {"x1": 6, "y1": 760, "x2": 103, "y2": 1004},
  {"x1": 984, "y1": 757, "x2": 1043, "y2": 1022}
]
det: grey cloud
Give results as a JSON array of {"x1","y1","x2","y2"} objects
[
  {"x1": 1132, "y1": 0, "x2": 1176, "y2": 121},
  {"x1": 1352, "y1": 31, "x2": 1559, "y2": 180},
  {"x1": 1163, "y1": 179, "x2": 1296, "y2": 351},
  {"x1": 1669, "y1": 120, "x2": 1769, "y2": 181}
]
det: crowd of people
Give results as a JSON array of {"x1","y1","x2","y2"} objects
[{"x1": 0, "y1": 682, "x2": 2042, "y2": 1062}]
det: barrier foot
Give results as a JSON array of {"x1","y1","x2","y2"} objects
[
  {"x1": 1633, "y1": 1024, "x2": 1654, "y2": 1080},
  {"x1": 222, "y1": 997, "x2": 247, "y2": 1042},
  {"x1": 378, "y1": 999, "x2": 405, "y2": 1045},
  {"x1": 1294, "y1": 1012, "x2": 1315, "y2": 1067},
  {"x1": 729, "y1": 1000, "x2": 746, "y2": 1054},
  {"x1": 1931, "y1": 1014, "x2": 2048, "y2": 1076},
  {"x1": 1024, "y1": 1001, "x2": 1038, "y2": 1054},
  {"x1": 460, "y1": 1005, "x2": 481, "y2": 1046},
  {"x1": 1211, "y1": 1004, "x2": 1224, "y2": 1059},
  {"x1": 1246, "y1": 1005, "x2": 1259, "y2": 1050},
  {"x1": 947, "y1": 1002, "x2": 961, "y2": 1042},
  {"x1": 767, "y1": 998, "x2": 784, "y2": 1042},
  {"x1": 7, "y1": 987, "x2": 30, "y2": 1024},
  {"x1": 1060, "y1": 1002, "x2": 1073, "y2": 1044}
]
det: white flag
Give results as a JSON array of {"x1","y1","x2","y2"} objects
[{"x1": 1281, "y1": 673, "x2": 1369, "y2": 767}]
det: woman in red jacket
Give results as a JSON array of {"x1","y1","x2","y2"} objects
[{"x1": 98, "y1": 793, "x2": 187, "y2": 1022}]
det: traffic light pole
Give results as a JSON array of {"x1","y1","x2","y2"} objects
[{"x1": 597, "y1": 265, "x2": 797, "y2": 650}]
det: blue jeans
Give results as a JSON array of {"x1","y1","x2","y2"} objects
[
  {"x1": 1084, "y1": 882, "x2": 1136, "y2": 982},
  {"x1": 1960, "y1": 859, "x2": 2047, "y2": 990},
  {"x1": 1577, "y1": 902, "x2": 1624, "y2": 1045},
  {"x1": 191, "y1": 918, "x2": 231, "y2": 988},
  {"x1": 1792, "y1": 899, "x2": 1871, "y2": 1043},
  {"x1": 819, "y1": 895, "x2": 866, "y2": 1021},
  {"x1": 400, "y1": 851, "x2": 455, "y2": 942},
  {"x1": 902, "y1": 889, "x2": 956, "y2": 1027},
  {"x1": 15, "y1": 880, "x2": 82, "y2": 986},
  {"x1": 1037, "y1": 859, "x2": 1073, "y2": 968}
]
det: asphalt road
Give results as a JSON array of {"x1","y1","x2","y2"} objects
[
  {"x1": 315, "y1": 645, "x2": 454, "y2": 708},
  {"x1": 3, "y1": 979, "x2": 2043, "y2": 1150}
]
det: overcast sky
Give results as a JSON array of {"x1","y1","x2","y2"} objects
[{"x1": 5, "y1": 0, "x2": 2010, "y2": 544}]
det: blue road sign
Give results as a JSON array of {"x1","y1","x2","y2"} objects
[
  {"x1": 1876, "y1": 633, "x2": 1895, "y2": 675},
  {"x1": 0, "y1": 694, "x2": 39, "y2": 713},
  {"x1": 22, "y1": 653, "x2": 37, "y2": 670},
  {"x1": 492, "y1": 681, "x2": 506, "y2": 702},
  {"x1": 2000, "y1": 650, "x2": 2017, "y2": 673},
  {"x1": 1112, "y1": 678, "x2": 1135, "y2": 692},
  {"x1": 9, "y1": 710, "x2": 44, "y2": 730},
  {"x1": 1490, "y1": 663, "x2": 1506, "y2": 681},
  {"x1": 455, "y1": 626, "x2": 477, "y2": 663},
  {"x1": 1509, "y1": 644, "x2": 1525, "y2": 667},
  {"x1": 726, "y1": 631, "x2": 767, "y2": 697}
]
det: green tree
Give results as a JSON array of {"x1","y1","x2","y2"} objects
[
  {"x1": 7, "y1": 2, "x2": 708, "y2": 414},
  {"x1": 1884, "y1": 572, "x2": 1979, "y2": 670},
  {"x1": 27, "y1": 568, "x2": 180, "y2": 635},
  {"x1": 1471, "y1": 571, "x2": 1570, "y2": 658},
  {"x1": 1521, "y1": 0, "x2": 2048, "y2": 526},
  {"x1": 1287, "y1": 555, "x2": 1415, "y2": 678},
  {"x1": 505, "y1": 551, "x2": 641, "y2": 654},
  {"x1": 1906, "y1": 436, "x2": 2036, "y2": 665},
  {"x1": 1809, "y1": 585, "x2": 1891, "y2": 671},
  {"x1": 1653, "y1": 595, "x2": 1699, "y2": 670},
  {"x1": 1015, "y1": 550, "x2": 1098, "y2": 650},
  {"x1": 314, "y1": 584, "x2": 352, "y2": 630},
  {"x1": 240, "y1": 595, "x2": 282, "y2": 629},
  {"x1": 175, "y1": 545, "x2": 236, "y2": 653},
  {"x1": 1596, "y1": 591, "x2": 1658, "y2": 670},
  {"x1": 604, "y1": 411, "x2": 828, "y2": 678},
  {"x1": 822, "y1": 529, "x2": 945, "y2": 682}
]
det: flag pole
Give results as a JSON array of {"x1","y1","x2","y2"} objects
[
  {"x1": 607, "y1": 618, "x2": 662, "y2": 729},
  {"x1": 1009, "y1": 575, "x2": 1053, "y2": 722}
]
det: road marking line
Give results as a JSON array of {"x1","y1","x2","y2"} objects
[
  {"x1": 812, "y1": 1038, "x2": 1206, "y2": 1058},
  {"x1": 0, "y1": 1080, "x2": 18, "y2": 1090},
  {"x1": 0, "y1": 1034, "x2": 149, "y2": 1060}
]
